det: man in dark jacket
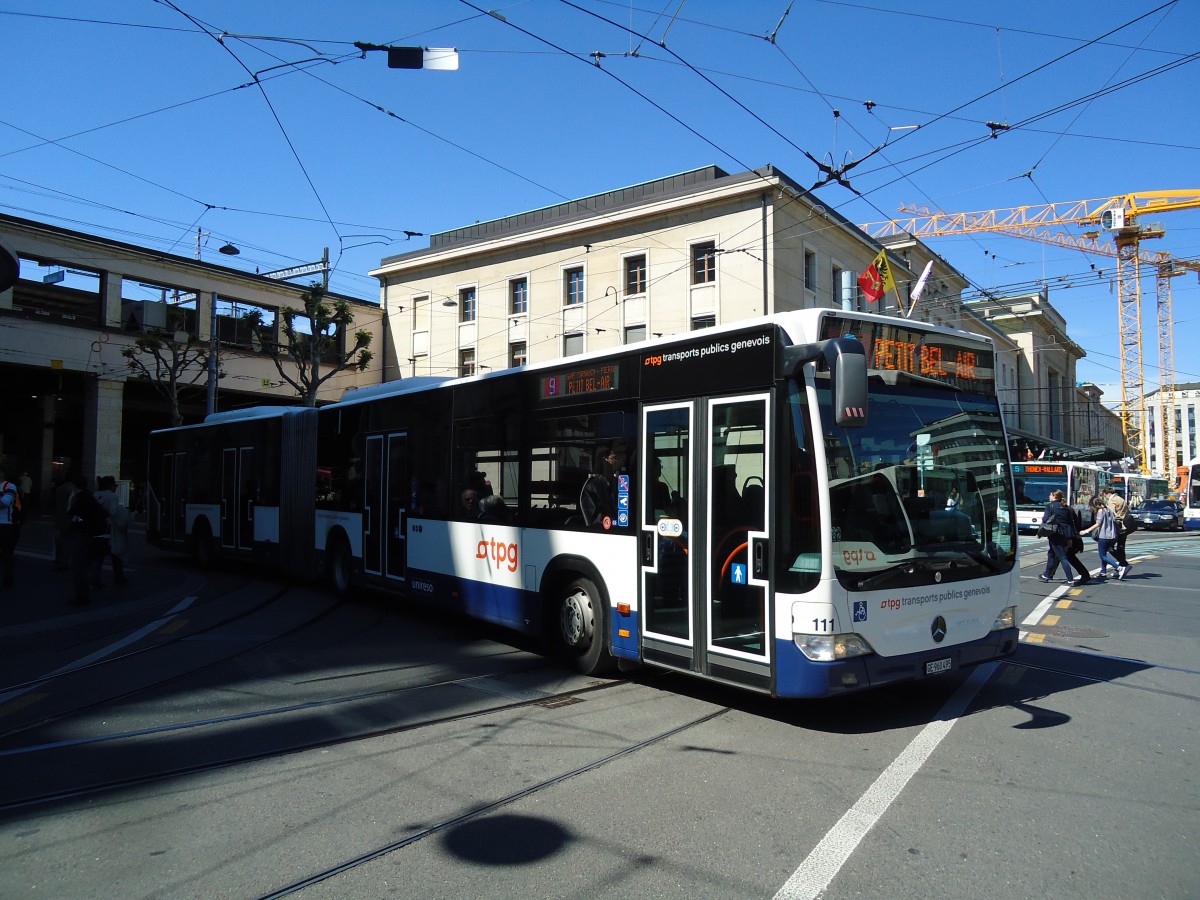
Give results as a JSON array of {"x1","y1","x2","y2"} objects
[
  {"x1": 1038, "y1": 489, "x2": 1091, "y2": 585},
  {"x1": 66, "y1": 475, "x2": 107, "y2": 605}
]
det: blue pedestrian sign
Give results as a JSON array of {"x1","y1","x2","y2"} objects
[{"x1": 731, "y1": 563, "x2": 747, "y2": 584}]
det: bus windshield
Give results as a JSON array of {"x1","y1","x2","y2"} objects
[
  {"x1": 1011, "y1": 464, "x2": 1067, "y2": 508},
  {"x1": 811, "y1": 376, "x2": 1015, "y2": 590}
]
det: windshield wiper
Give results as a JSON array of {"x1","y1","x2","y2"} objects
[
  {"x1": 957, "y1": 548, "x2": 1006, "y2": 573},
  {"x1": 911, "y1": 547, "x2": 1007, "y2": 573},
  {"x1": 854, "y1": 561, "x2": 924, "y2": 591},
  {"x1": 854, "y1": 550, "x2": 1003, "y2": 590}
]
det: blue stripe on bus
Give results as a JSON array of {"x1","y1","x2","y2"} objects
[
  {"x1": 610, "y1": 608, "x2": 639, "y2": 659},
  {"x1": 406, "y1": 568, "x2": 540, "y2": 633}
]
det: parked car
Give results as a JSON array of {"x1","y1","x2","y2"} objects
[{"x1": 1132, "y1": 499, "x2": 1184, "y2": 531}]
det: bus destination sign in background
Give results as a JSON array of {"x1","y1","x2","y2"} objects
[{"x1": 540, "y1": 363, "x2": 620, "y2": 400}]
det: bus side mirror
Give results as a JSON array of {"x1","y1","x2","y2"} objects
[
  {"x1": 826, "y1": 339, "x2": 867, "y2": 428},
  {"x1": 780, "y1": 335, "x2": 869, "y2": 428}
]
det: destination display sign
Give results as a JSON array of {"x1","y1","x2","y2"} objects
[
  {"x1": 819, "y1": 316, "x2": 995, "y2": 394},
  {"x1": 540, "y1": 362, "x2": 620, "y2": 400},
  {"x1": 1013, "y1": 463, "x2": 1066, "y2": 475}
]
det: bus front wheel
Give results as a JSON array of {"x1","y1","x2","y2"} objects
[{"x1": 551, "y1": 575, "x2": 614, "y2": 676}]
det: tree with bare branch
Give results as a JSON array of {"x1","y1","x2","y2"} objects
[
  {"x1": 121, "y1": 318, "x2": 213, "y2": 427},
  {"x1": 244, "y1": 282, "x2": 373, "y2": 407}
]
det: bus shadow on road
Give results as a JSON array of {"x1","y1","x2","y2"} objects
[{"x1": 631, "y1": 641, "x2": 1154, "y2": 737}]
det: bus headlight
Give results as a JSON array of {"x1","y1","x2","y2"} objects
[
  {"x1": 992, "y1": 606, "x2": 1016, "y2": 631},
  {"x1": 795, "y1": 632, "x2": 874, "y2": 661}
]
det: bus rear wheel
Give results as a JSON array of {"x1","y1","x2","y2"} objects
[
  {"x1": 327, "y1": 537, "x2": 353, "y2": 597},
  {"x1": 190, "y1": 519, "x2": 216, "y2": 568},
  {"x1": 552, "y1": 575, "x2": 614, "y2": 676}
]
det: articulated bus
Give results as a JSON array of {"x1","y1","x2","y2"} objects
[
  {"x1": 1184, "y1": 458, "x2": 1200, "y2": 531},
  {"x1": 1010, "y1": 461, "x2": 1113, "y2": 534},
  {"x1": 147, "y1": 309, "x2": 1019, "y2": 698}
]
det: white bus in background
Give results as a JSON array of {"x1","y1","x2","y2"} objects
[{"x1": 1010, "y1": 461, "x2": 1113, "y2": 534}]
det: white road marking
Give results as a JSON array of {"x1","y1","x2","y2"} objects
[{"x1": 772, "y1": 661, "x2": 998, "y2": 900}]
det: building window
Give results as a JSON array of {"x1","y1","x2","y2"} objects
[
  {"x1": 692, "y1": 241, "x2": 716, "y2": 285},
  {"x1": 509, "y1": 341, "x2": 527, "y2": 367},
  {"x1": 460, "y1": 348, "x2": 476, "y2": 377},
  {"x1": 563, "y1": 332, "x2": 585, "y2": 356},
  {"x1": 509, "y1": 278, "x2": 528, "y2": 314},
  {"x1": 831, "y1": 266, "x2": 844, "y2": 304},
  {"x1": 692, "y1": 315, "x2": 716, "y2": 330},
  {"x1": 564, "y1": 267, "x2": 584, "y2": 306},
  {"x1": 459, "y1": 286, "x2": 476, "y2": 322},
  {"x1": 625, "y1": 255, "x2": 647, "y2": 296},
  {"x1": 804, "y1": 250, "x2": 817, "y2": 291},
  {"x1": 624, "y1": 324, "x2": 646, "y2": 345}
]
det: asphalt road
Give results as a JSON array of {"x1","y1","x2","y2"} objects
[{"x1": 0, "y1": 522, "x2": 1195, "y2": 899}]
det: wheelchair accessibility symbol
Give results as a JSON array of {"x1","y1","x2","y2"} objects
[{"x1": 853, "y1": 601, "x2": 868, "y2": 622}]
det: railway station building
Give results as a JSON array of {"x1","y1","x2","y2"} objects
[{"x1": 0, "y1": 214, "x2": 382, "y2": 510}]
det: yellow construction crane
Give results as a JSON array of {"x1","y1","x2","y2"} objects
[{"x1": 863, "y1": 191, "x2": 1200, "y2": 473}]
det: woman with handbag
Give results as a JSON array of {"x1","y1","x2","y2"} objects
[{"x1": 1038, "y1": 489, "x2": 1091, "y2": 585}]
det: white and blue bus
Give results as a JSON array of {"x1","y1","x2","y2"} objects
[
  {"x1": 1010, "y1": 461, "x2": 1114, "y2": 534},
  {"x1": 1184, "y1": 457, "x2": 1200, "y2": 531},
  {"x1": 146, "y1": 309, "x2": 1019, "y2": 698}
]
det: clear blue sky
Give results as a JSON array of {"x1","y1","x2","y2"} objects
[{"x1": 3, "y1": 1, "x2": 1197, "y2": 400}]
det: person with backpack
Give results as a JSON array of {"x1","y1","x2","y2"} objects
[
  {"x1": 1103, "y1": 487, "x2": 1134, "y2": 577},
  {"x1": 0, "y1": 465, "x2": 23, "y2": 590},
  {"x1": 66, "y1": 474, "x2": 107, "y2": 605},
  {"x1": 1080, "y1": 496, "x2": 1126, "y2": 579}
]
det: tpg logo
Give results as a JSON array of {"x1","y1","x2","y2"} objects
[{"x1": 477, "y1": 536, "x2": 518, "y2": 573}]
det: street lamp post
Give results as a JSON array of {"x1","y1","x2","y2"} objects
[{"x1": 205, "y1": 242, "x2": 240, "y2": 416}]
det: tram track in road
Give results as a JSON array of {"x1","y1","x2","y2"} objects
[
  {"x1": 254, "y1": 705, "x2": 730, "y2": 900},
  {"x1": 0, "y1": 674, "x2": 627, "y2": 814},
  {"x1": 0, "y1": 581, "x2": 341, "y2": 742}
]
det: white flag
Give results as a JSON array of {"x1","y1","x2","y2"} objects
[{"x1": 910, "y1": 261, "x2": 934, "y2": 302}]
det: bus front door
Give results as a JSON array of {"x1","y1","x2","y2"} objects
[
  {"x1": 364, "y1": 432, "x2": 408, "y2": 582},
  {"x1": 640, "y1": 395, "x2": 772, "y2": 690}
]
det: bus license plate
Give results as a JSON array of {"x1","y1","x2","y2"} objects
[{"x1": 925, "y1": 658, "x2": 952, "y2": 676}]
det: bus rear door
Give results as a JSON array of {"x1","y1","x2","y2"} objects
[
  {"x1": 220, "y1": 447, "x2": 254, "y2": 552},
  {"x1": 640, "y1": 394, "x2": 772, "y2": 691}
]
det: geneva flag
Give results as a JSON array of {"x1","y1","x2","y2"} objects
[{"x1": 857, "y1": 250, "x2": 895, "y2": 303}]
